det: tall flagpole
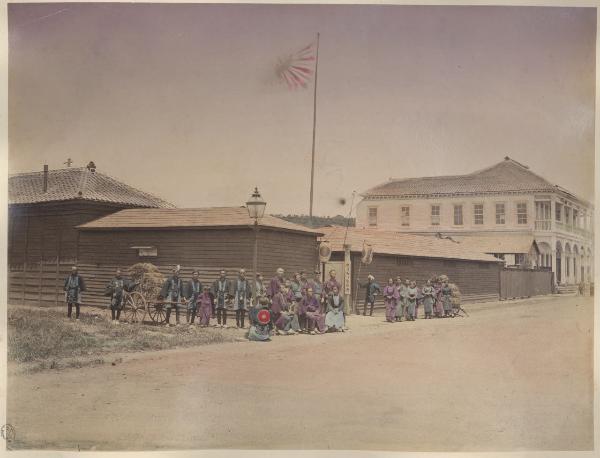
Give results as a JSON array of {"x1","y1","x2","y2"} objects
[{"x1": 309, "y1": 32, "x2": 320, "y2": 225}]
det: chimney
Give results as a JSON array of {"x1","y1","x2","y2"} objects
[
  {"x1": 43, "y1": 164, "x2": 48, "y2": 193},
  {"x1": 86, "y1": 161, "x2": 96, "y2": 173}
]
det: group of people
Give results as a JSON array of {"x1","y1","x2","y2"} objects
[
  {"x1": 62, "y1": 265, "x2": 459, "y2": 339},
  {"x1": 362, "y1": 275, "x2": 456, "y2": 322}
]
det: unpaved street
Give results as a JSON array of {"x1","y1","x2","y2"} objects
[{"x1": 7, "y1": 295, "x2": 593, "y2": 451}]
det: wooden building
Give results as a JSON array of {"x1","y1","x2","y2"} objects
[
  {"x1": 8, "y1": 163, "x2": 173, "y2": 305},
  {"x1": 319, "y1": 226, "x2": 503, "y2": 313},
  {"x1": 450, "y1": 234, "x2": 541, "y2": 268},
  {"x1": 74, "y1": 207, "x2": 322, "y2": 307}
]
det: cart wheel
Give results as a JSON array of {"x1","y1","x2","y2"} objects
[
  {"x1": 148, "y1": 302, "x2": 167, "y2": 324},
  {"x1": 123, "y1": 292, "x2": 147, "y2": 323}
]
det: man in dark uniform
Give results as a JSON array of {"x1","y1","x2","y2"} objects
[
  {"x1": 212, "y1": 270, "x2": 232, "y2": 328},
  {"x1": 184, "y1": 271, "x2": 203, "y2": 325},
  {"x1": 64, "y1": 266, "x2": 86, "y2": 320},
  {"x1": 160, "y1": 266, "x2": 184, "y2": 326},
  {"x1": 105, "y1": 268, "x2": 134, "y2": 324}
]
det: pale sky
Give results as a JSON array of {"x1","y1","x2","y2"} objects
[{"x1": 8, "y1": 4, "x2": 596, "y2": 214}]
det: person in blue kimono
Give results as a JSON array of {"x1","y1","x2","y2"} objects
[
  {"x1": 64, "y1": 266, "x2": 86, "y2": 320},
  {"x1": 184, "y1": 271, "x2": 203, "y2": 325},
  {"x1": 421, "y1": 280, "x2": 436, "y2": 319},
  {"x1": 233, "y1": 269, "x2": 252, "y2": 328},
  {"x1": 160, "y1": 267, "x2": 184, "y2": 326},
  {"x1": 212, "y1": 270, "x2": 232, "y2": 328}
]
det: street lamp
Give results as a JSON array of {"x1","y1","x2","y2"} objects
[{"x1": 246, "y1": 187, "x2": 267, "y2": 303}]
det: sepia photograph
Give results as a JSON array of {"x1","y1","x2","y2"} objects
[{"x1": 4, "y1": 1, "x2": 596, "y2": 453}]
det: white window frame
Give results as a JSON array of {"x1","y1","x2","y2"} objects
[
  {"x1": 368, "y1": 206, "x2": 378, "y2": 227},
  {"x1": 473, "y1": 203, "x2": 484, "y2": 225},
  {"x1": 400, "y1": 205, "x2": 410, "y2": 227},
  {"x1": 430, "y1": 204, "x2": 441, "y2": 226},
  {"x1": 453, "y1": 204, "x2": 464, "y2": 226},
  {"x1": 517, "y1": 202, "x2": 528, "y2": 225},
  {"x1": 495, "y1": 202, "x2": 506, "y2": 225}
]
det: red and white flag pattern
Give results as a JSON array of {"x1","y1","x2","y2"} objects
[{"x1": 275, "y1": 42, "x2": 316, "y2": 90}]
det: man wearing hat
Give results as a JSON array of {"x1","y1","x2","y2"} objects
[
  {"x1": 362, "y1": 274, "x2": 381, "y2": 316},
  {"x1": 160, "y1": 266, "x2": 184, "y2": 326},
  {"x1": 233, "y1": 269, "x2": 252, "y2": 328},
  {"x1": 64, "y1": 265, "x2": 86, "y2": 320}
]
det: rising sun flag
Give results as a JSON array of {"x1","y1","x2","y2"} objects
[
  {"x1": 275, "y1": 41, "x2": 317, "y2": 90},
  {"x1": 274, "y1": 34, "x2": 321, "y2": 223}
]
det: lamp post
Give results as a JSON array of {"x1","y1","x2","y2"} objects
[{"x1": 246, "y1": 187, "x2": 267, "y2": 303}]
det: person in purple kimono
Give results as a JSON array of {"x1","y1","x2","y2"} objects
[
  {"x1": 196, "y1": 285, "x2": 213, "y2": 327},
  {"x1": 274, "y1": 286, "x2": 300, "y2": 335},
  {"x1": 383, "y1": 278, "x2": 399, "y2": 323},
  {"x1": 270, "y1": 284, "x2": 287, "y2": 328},
  {"x1": 304, "y1": 287, "x2": 326, "y2": 334},
  {"x1": 299, "y1": 271, "x2": 310, "y2": 296},
  {"x1": 268, "y1": 268, "x2": 285, "y2": 298},
  {"x1": 324, "y1": 270, "x2": 342, "y2": 295}
]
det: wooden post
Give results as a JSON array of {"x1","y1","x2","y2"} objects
[{"x1": 343, "y1": 243, "x2": 352, "y2": 315}]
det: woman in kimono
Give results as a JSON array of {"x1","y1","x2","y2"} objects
[
  {"x1": 406, "y1": 281, "x2": 418, "y2": 321},
  {"x1": 325, "y1": 286, "x2": 345, "y2": 332},
  {"x1": 421, "y1": 280, "x2": 436, "y2": 319},
  {"x1": 442, "y1": 281, "x2": 453, "y2": 317},
  {"x1": 233, "y1": 269, "x2": 252, "y2": 329},
  {"x1": 394, "y1": 276, "x2": 404, "y2": 321},
  {"x1": 248, "y1": 297, "x2": 274, "y2": 342},
  {"x1": 196, "y1": 285, "x2": 213, "y2": 327},
  {"x1": 415, "y1": 284, "x2": 423, "y2": 319},
  {"x1": 383, "y1": 278, "x2": 399, "y2": 323},
  {"x1": 304, "y1": 287, "x2": 326, "y2": 334}
]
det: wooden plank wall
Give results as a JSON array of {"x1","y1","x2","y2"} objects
[
  {"x1": 500, "y1": 269, "x2": 552, "y2": 299},
  {"x1": 8, "y1": 227, "x2": 320, "y2": 308},
  {"x1": 349, "y1": 253, "x2": 502, "y2": 313}
]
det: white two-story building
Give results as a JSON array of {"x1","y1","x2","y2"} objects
[{"x1": 356, "y1": 157, "x2": 593, "y2": 285}]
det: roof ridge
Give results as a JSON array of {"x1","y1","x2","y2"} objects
[{"x1": 9, "y1": 167, "x2": 87, "y2": 178}]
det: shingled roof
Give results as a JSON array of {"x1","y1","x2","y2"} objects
[
  {"x1": 319, "y1": 226, "x2": 500, "y2": 263},
  {"x1": 362, "y1": 157, "x2": 587, "y2": 204},
  {"x1": 450, "y1": 234, "x2": 540, "y2": 255},
  {"x1": 78, "y1": 207, "x2": 324, "y2": 236},
  {"x1": 9, "y1": 167, "x2": 173, "y2": 208}
]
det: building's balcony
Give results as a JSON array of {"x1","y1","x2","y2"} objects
[
  {"x1": 553, "y1": 221, "x2": 594, "y2": 240},
  {"x1": 534, "y1": 220, "x2": 552, "y2": 231}
]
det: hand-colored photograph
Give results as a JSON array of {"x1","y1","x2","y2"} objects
[{"x1": 5, "y1": 2, "x2": 595, "y2": 452}]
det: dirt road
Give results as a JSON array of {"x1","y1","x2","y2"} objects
[{"x1": 7, "y1": 295, "x2": 593, "y2": 451}]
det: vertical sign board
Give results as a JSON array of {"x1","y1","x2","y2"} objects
[{"x1": 343, "y1": 244, "x2": 352, "y2": 314}]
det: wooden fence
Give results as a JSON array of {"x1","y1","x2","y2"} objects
[{"x1": 499, "y1": 268, "x2": 553, "y2": 300}]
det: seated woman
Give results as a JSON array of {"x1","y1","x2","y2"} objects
[
  {"x1": 304, "y1": 287, "x2": 326, "y2": 335},
  {"x1": 248, "y1": 297, "x2": 274, "y2": 341},
  {"x1": 325, "y1": 286, "x2": 345, "y2": 332}
]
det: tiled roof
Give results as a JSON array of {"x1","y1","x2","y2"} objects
[
  {"x1": 451, "y1": 234, "x2": 539, "y2": 255},
  {"x1": 9, "y1": 167, "x2": 173, "y2": 208},
  {"x1": 78, "y1": 207, "x2": 323, "y2": 236},
  {"x1": 362, "y1": 157, "x2": 575, "y2": 200},
  {"x1": 318, "y1": 226, "x2": 501, "y2": 263}
]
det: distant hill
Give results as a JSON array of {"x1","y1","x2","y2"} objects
[{"x1": 274, "y1": 214, "x2": 356, "y2": 229}]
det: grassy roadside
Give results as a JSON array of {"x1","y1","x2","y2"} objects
[{"x1": 8, "y1": 306, "x2": 242, "y2": 373}]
